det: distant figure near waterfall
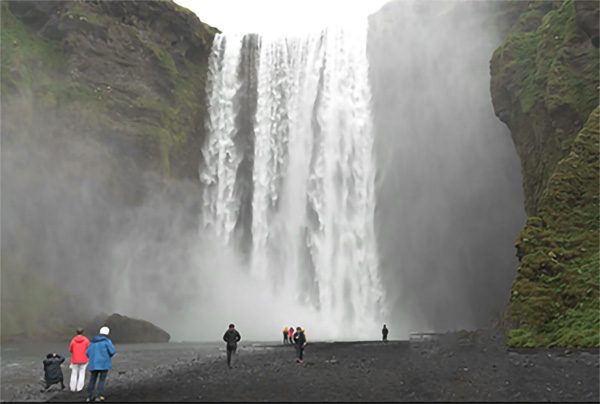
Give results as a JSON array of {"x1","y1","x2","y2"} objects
[
  {"x1": 382, "y1": 324, "x2": 389, "y2": 343},
  {"x1": 223, "y1": 324, "x2": 241, "y2": 369},
  {"x1": 294, "y1": 326, "x2": 307, "y2": 363},
  {"x1": 283, "y1": 327, "x2": 289, "y2": 344}
]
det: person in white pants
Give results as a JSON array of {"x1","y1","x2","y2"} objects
[
  {"x1": 69, "y1": 328, "x2": 90, "y2": 392},
  {"x1": 70, "y1": 362, "x2": 87, "y2": 391}
]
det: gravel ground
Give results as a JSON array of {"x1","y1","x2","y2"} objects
[{"x1": 33, "y1": 329, "x2": 600, "y2": 402}]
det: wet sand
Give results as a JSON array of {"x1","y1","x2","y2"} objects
[{"x1": 35, "y1": 329, "x2": 600, "y2": 402}]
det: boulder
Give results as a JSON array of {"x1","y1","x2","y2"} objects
[{"x1": 103, "y1": 313, "x2": 170, "y2": 343}]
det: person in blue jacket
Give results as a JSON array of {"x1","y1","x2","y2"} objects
[{"x1": 85, "y1": 326, "x2": 116, "y2": 402}]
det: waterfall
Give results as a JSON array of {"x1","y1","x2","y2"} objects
[{"x1": 200, "y1": 24, "x2": 384, "y2": 339}]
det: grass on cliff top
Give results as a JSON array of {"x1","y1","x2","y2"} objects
[
  {"x1": 492, "y1": 0, "x2": 598, "y2": 118},
  {"x1": 508, "y1": 107, "x2": 600, "y2": 348}
]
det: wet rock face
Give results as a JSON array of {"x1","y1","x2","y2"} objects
[
  {"x1": 490, "y1": 0, "x2": 599, "y2": 217},
  {"x1": 574, "y1": 0, "x2": 600, "y2": 47},
  {"x1": 104, "y1": 313, "x2": 170, "y2": 343},
  {"x1": 3, "y1": 0, "x2": 218, "y2": 180},
  {"x1": 490, "y1": 0, "x2": 599, "y2": 348}
]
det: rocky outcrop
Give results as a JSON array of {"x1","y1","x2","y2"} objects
[
  {"x1": 490, "y1": 0, "x2": 599, "y2": 347},
  {"x1": 104, "y1": 313, "x2": 170, "y2": 343}
]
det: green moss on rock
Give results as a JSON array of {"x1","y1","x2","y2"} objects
[
  {"x1": 491, "y1": 0, "x2": 599, "y2": 347},
  {"x1": 508, "y1": 107, "x2": 599, "y2": 348},
  {"x1": 2, "y1": 0, "x2": 218, "y2": 179},
  {"x1": 491, "y1": 0, "x2": 599, "y2": 217}
]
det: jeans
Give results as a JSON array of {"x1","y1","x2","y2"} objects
[
  {"x1": 226, "y1": 347, "x2": 236, "y2": 368},
  {"x1": 295, "y1": 345, "x2": 304, "y2": 360},
  {"x1": 87, "y1": 370, "x2": 108, "y2": 398}
]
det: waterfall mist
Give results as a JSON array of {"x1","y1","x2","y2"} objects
[
  {"x1": 368, "y1": 0, "x2": 526, "y2": 337},
  {"x1": 2, "y1": 0, "x2": 527, "y2": 343}
]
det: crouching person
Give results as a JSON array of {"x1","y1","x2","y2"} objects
[
  {"x1": 39, "y1": 353, "x2": 66, "y2": 391},
  {"x1": 86, "y1": 326, "x2": 115, "y2": 402}
]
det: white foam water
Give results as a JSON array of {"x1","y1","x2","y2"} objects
[{"x1": 200, "y1": 23, "x2": 384, "y2": 339}]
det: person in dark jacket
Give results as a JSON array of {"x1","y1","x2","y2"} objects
[
  {"x1": 293, "y1": 326, "x2": 307, "y2": 363},
  {"x1": 222, "y1": 323, "x2": 241, "y2": 369},
  {"x1": 382, "y1": 324, "x2": 389, "y2": 343},
  {"x1": 85, "y1": 326, "x2": 116, "y2": 402},
  {"x1": 39, "y1": 353, "x2": 66, "y2": 391}
]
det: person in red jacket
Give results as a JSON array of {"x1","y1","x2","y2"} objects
[
  {"x1": 69, "y1": 327, "x2": 90, "y2": 392},
  {"x1": 288, "y1": 326, "x2": 294, "y2": 344}
]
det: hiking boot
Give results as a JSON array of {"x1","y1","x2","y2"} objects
[
  {"x1": 295, "y1": 358, "x2": 300, "y2": 363},
  {"x1": 300, "y1": 360, "x2": 304, "y2": 363}
]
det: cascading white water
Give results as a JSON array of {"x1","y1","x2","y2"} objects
[
  {"x1": 201, "y1": 23, "x2": 384, "y2": 339},
  {"x1": 201, "y1": 34, "x2": 244, "y2": 244}
]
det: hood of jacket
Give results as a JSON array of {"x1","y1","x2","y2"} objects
[
  {"x1": 72, "y1": 335, "x2": 88, "y2": 344},
  {"x1": 91, "y1": 335, "x2": 109, "y2": 343}
]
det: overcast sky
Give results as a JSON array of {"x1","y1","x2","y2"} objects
[{"x1": 174, "y1": 0, "x2": 390, "y2": 36}]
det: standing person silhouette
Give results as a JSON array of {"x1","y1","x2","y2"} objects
[
  {"x1": 223, "y1": 324, "x2": 241, "y2": 369},
  {"x1": 293, "y1": 326, "x2": 307, "y2": 363},
  {"x1": 382, "y1": 324, "x2": 389, "y2": 343}
]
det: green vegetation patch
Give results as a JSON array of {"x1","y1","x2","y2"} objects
[
  {"x1": 1, "y1": 2, "x2": 66, "y2": 97},
  {"x1": 508, "y1": 107, "x2": 600, "y2": 348}
]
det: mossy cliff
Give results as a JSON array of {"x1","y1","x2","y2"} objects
[
  {"x1": 490, "y1": 0, "x2": 599, "y2": 347},
  {"x1": 1, "y1": 0, "x2": 217, "y2": 343},
  {"x1": 2, "y1": 0, "x2": 218, "y2": 179}
]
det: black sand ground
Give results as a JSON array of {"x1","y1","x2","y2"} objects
[{"x1": 39, "y1": 329, "x2": 599, "y2": 402}]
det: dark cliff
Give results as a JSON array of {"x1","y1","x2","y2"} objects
[
  {"x1": 2, "y1": 0, "x2": 218, "y2": 180},
  {"x1": 1, "y1": 0, "x2": 217, "y2": 342},
  {"x1": 490, "y1": 0, "x2": 599, "y2": 347}
]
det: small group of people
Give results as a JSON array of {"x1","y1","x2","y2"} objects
[
  {"x1": 39, "y1": 326, "x2": 116, "y2": 402},
  {"x1": 282, "y1": 326, "x2": 308, "y2": 363},
  {"x1": 221, "y1": 324, "x2": 308, "y2": 368}
]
